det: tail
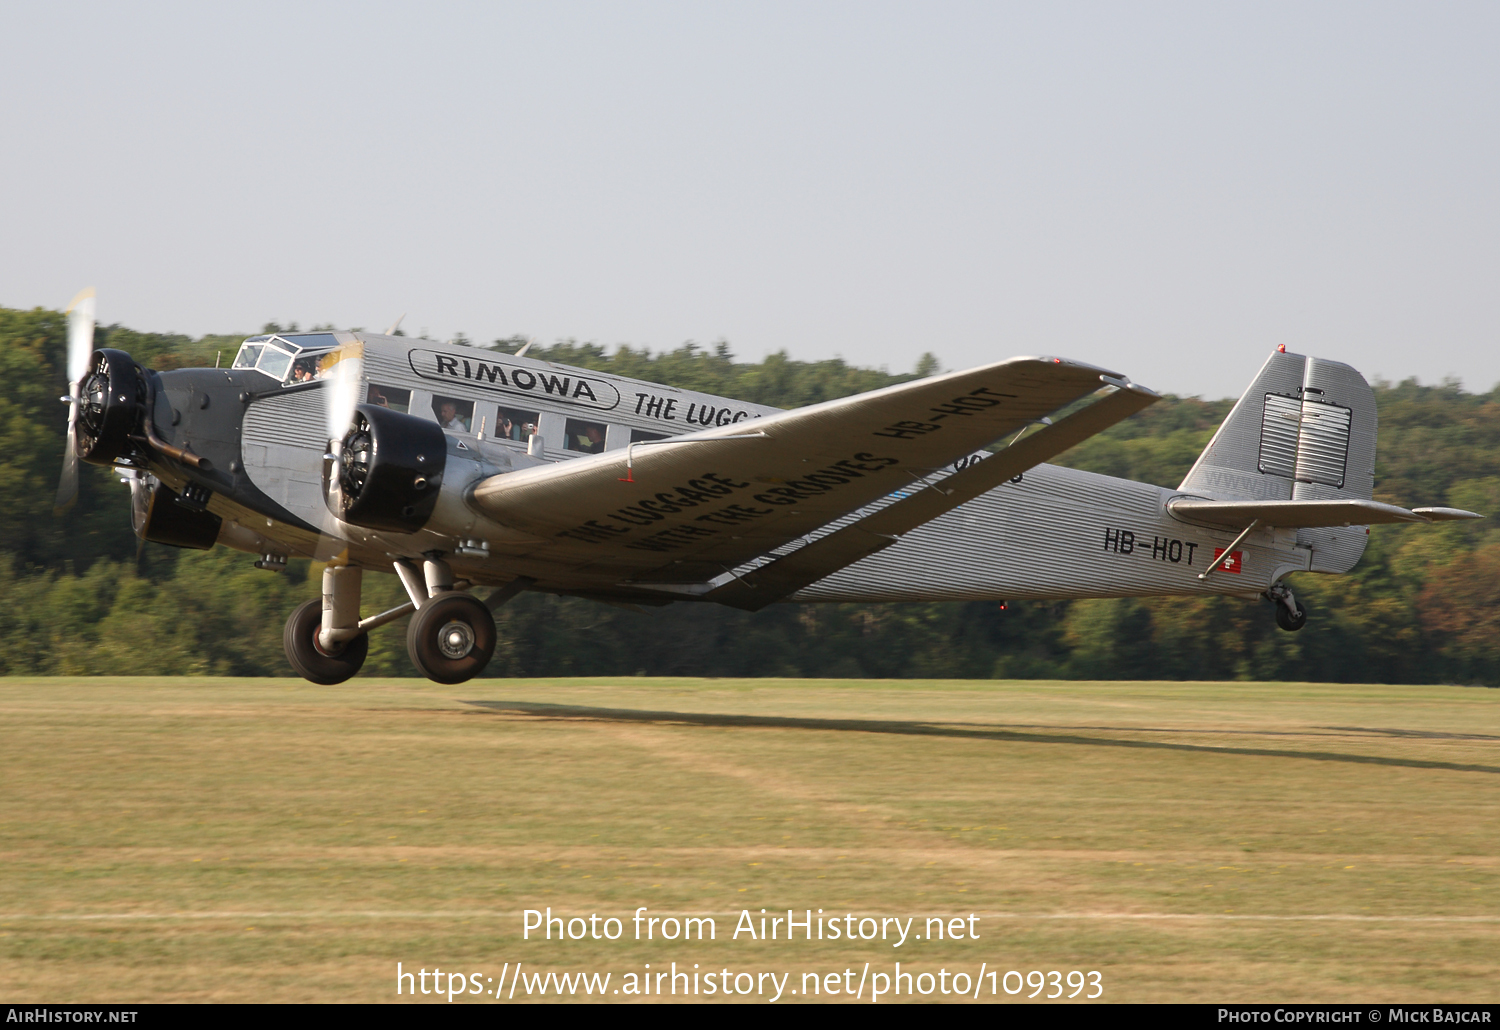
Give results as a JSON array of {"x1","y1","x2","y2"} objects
[
  {"x1": 1173, "y1": 349, "x2": 1482, "y2": 584},
  {"x1": 1179, "y1": 348, "x2": 1375, "y2": 503}
]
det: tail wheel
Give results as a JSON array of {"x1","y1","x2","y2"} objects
[
  {"x1": 283, "y1": 598, "x2": 368, "y2": 684},
  {"x1": 406, "y1": 592, "x2": 496, "y2": 684},
  {"x1": 1275, "y1": 597, "x2": 1308, "y2": 632}
]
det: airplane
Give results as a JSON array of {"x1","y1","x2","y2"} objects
[{"x1": 54, "y1": 289, "x2": 1482, "y2": 685}]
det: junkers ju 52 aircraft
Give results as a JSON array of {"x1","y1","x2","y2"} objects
[{"x1": 55, "y1": 290, "x2": 1481, "y2": 685}]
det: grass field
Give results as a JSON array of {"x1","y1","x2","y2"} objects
[{"x1": 1, "y1": 676, "x2": 1497, "y2": 1003}]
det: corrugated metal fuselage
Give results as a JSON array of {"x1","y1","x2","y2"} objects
[
  {"x1": 790, "y1": 460, "x2": 1364, "y2": 604},
  {"x1": 157, "y1": 333, "x2": 1361, "y2": 605}
]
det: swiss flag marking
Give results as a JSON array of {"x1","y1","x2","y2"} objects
[{"x1": 1214, "y1": 548, "x2": 1243, "y2": 574}]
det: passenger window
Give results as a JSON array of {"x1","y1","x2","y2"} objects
[
  {"x1": 496, "y1": 406, "x2": 541, "y2": 442},
  {"x1": 630, "y1": 429, "x2": 668, "y2": 443},
  {"x1": 367, "y1": 384, "x2": 411, "y2": 414},
  {"x1": 432, "y1": 395, "x2": 474, "y2": 432},
  {"x1": 565, "y1": 418, "x2": 607, "y2": 454}
]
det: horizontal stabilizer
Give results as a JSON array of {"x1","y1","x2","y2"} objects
[
  {"x1": 1411, "y1": 506, "x2": 1486, "y2": 522},
  {"x1": 704, "y1": 380, "x2": 1161, "y2": 610},
  {"x1": 1168, "y1": 496, "x2": 1483, "y2": 530}
]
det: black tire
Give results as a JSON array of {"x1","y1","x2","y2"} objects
[
  {"x1": 1275, "y1": 598, "x2": 1308, "y2": 632},
  {"x1": 283, "y1": 598, "x2": 369, "y2": 684},
  {"x1": 406, "y1": 592, "x2": 496, "y2": 684}
]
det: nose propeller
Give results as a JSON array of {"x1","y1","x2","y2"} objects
[{"x1": 53, "y1": 288, "x2": 96, "y2": 515}]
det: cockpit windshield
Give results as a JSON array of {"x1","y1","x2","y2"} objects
[
  {"x1": 230, "y1": 334, "x2": 339, "y2": 385},
  {"x1": 230, "y1": 341, "x2": 268, "y2": 370}
]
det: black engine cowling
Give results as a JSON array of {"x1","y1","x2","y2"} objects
[
  {"x1": 324, "y1": 403, "x2": 447, "y2": 533},
  {"x1": 76, "y1": 348, "x2": 146, "y2": 465}
]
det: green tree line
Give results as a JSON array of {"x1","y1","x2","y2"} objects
[{"x1": 3, "y1": 303, "x2": 1498, "y2": 683}]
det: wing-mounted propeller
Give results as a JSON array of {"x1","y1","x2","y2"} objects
[
  {"x1": 315, "y1": 335, "x2": 448, "y2": 539},
  {"x1": 324, "y1": 405, "x2": 447, "y2": 534},
  {"x1": 311, "y1": 341, "x2": 366, "y2": 561}
]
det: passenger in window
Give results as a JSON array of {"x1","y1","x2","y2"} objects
[
  {"x1": 565, "y1": 418, "x2": 606, "y2": 453},
  {"x1": 498, "y1": 407, "x2": 540, "y2": 442},
  {"x1": 370, "y1": 385, "x2": 411, "y2": 414},
  {"x1": 433, "y1": 396, "x2": 473, "y2": 432}
]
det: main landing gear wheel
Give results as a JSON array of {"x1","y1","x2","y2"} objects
[
  {"x1": 283, "y1": 598, "x2": 368, "y2": 684},
  {"x1": 1275, "y1": 597, "x2": 1308, "y2": 632},
  {"x1": 406, "y1": 592, "x2": 496, "y2": 684}
]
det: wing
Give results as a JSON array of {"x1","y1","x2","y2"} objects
[
  {"x1": 701, "y1": 378, "x2": 1160, "y2": 608},
  {"x1": 469, "y1": 356, "x2": 1132, "y2": 586}
]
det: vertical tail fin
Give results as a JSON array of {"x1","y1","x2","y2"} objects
[{"x1": 1179, "y1": 349, "x2": 1376, "y2": 502}]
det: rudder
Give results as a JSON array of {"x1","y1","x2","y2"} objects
[{"x1": 1179, "y1": 349, "x2": 1376, "y2": 503}]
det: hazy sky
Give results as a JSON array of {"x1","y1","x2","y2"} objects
[{"x1": 4, "y1": 2, "x2": 1497, "y2": 399}]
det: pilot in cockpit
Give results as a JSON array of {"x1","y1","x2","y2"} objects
[{"x1": 290, "y1": 357, "x2": 317, "y2": 382}]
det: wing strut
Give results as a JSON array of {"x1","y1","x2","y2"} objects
[
  {"x1": 485, "y1": 575, "x2": 536, "y2": 610},
  {"x1": 1196, "y1": 519, "x2": 1259, "y2": 579}
]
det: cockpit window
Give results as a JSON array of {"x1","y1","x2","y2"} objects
[
  {"x1": 230, "y1": 335, "x2": 337, "y2": 384},
  {"x1": 231, "y1": 343, "x2": 265, "y2": 370},
  {"x1": 288, "y1": 355, "x2": 320, "y2": 382},
  {"x1": 277, "y1": 333, "x2": 339, "y2": 351},
  {"x1": 257, "y1": 344, "x2": 295, "y2": 381}
]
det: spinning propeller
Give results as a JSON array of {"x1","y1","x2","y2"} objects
[
  {"x1": 53, "y1": 288, "x2": 97, "y2": 514},
  {"x1": 314, "y1": 339, "x2": 366, "y2": 562}
]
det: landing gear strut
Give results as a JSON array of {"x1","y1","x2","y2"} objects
[
  {"x1": 284, "y1": 565, "x2": 371, "y2": 683},
  {"x1": 283, "y1": 597, "x2": 369, "y2": 684},
  {"x1": 283, "y1": 557, "x2": 498, "y2": 685},
  {"x1": 1266, "y1": 582, "x2": 1307, "y2": 632}
]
